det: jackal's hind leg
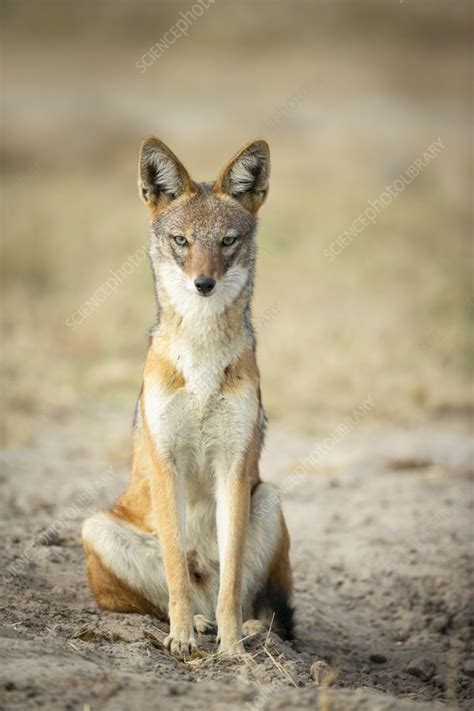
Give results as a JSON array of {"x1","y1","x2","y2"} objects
[
  {"x1": 194, "y1": 614, "x2": 217, "y2": 634},
  {"x1": 82, "y1": 512, "x2": 168, "y2": 618}
]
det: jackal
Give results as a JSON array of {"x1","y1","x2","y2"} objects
[{"x1": 82, "y1": 138, "x2": 293, "y2": 658}]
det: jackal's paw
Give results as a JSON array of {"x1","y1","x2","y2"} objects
[
  {"x1": 194, "y1": 614, "x2": 216, "y2": 635},
  {"x1": 164, "y1": 631, "x2": 197, "y2": 660},
  {"x1": 242, "y1": 618, "x2": 267, "y2": 637}
]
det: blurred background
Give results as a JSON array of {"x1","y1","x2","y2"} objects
[{"x1": 1, "y1": 0, "x2": 472, "y2": 446}]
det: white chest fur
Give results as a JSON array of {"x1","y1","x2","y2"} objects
[
  {"x1": 168, "y1": 322, "x2": 243, "y2": 411},
  {"x1": 144, "y1": 316, "x2": 257, "y2": 476},
  {"x1": 143, "y1": 279, "x2": 259, "y2": 552}
]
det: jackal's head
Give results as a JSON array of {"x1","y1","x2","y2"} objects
[{"x1": 138, "y1": 137, "x2": 270, "y2": 315}]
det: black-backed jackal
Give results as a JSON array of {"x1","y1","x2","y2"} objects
[{"x1": 82, "y1": 138, "x2": 293, "y2": 658}]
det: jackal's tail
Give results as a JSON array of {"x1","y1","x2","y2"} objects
[
  {"x1": 252, "y1": 511, "x2": 295, "y2": 640},
  {"x1": 253, "y1": 581, "x2": 295, "y2": 640}
]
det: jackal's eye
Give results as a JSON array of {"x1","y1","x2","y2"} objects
[
  {"x1": 222, "y1": 235, "x2": 238, "y2": 247},
  {"x1": 172, "y1": 235, "x2": 188, "y2": 247}
]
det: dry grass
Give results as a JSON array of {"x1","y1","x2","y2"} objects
[{"x1": 1, "y1": 0, "x2": 472, "y2": 445}]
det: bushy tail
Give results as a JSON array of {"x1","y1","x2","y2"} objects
[{"x1": 253, "y1": 581, "x2": 295, "y2": 640}]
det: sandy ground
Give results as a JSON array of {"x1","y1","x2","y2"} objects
[
  {"x1": 1, "y1": 409, "x2": 472, "y2": 710},
  {"x1": 1, "y1": 4, "x2": 472, "y2": 709}
]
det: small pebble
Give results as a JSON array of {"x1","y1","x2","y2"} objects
[
  {"x1": 369, "y1": 653, "x2": 387, "y2": 664},
  {"x1": 463, "y1": 659, "x2": 474, "y2": 678},
  {"x1": 432, "y1": 674, "x2": 446, "y2": 690},
  {"x1": 406, "y1": 657, "x2": 436, "y2": 681},
  {"x1": 432, "y1": 615, "x2": 449, "y2": 633}
]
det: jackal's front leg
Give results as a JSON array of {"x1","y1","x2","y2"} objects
[
  {"x1": 215, "y1": 468, "x2": 251, "y2": 655},
  {"x1": 142, "y1": 411, "x2": 196, "y2": 659}
]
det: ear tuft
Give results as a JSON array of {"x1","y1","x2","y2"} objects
[
  {"x1": 138, "y1": 137, "x2": 195, "y2": 211},
  {"x1": 215, "y1": 140, "x2": 270, "y2": 213}
]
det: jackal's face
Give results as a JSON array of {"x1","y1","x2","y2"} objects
[{"x1": 138, "y1": 138, "x2": 270, "y2": 314}]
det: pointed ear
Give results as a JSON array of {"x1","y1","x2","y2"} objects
[
  {"x1": 214, "y1": 139, "x2": 270, "y2": 213},
  {"x1": 138, "y1": 137, "x2": 195, "y2": 212}
]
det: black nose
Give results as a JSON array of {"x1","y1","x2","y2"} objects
[{"x1": 194, "y1": 276, "x2": 216, "y2": 295}]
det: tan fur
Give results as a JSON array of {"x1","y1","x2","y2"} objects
[
  {"x1": 111, "y1": 431, "x2": 154, "y2": 532},
  {"x1": 215, "y1": 466, "x2": 251, "y2": 652},
  {"x1": 143, "y1": 349, "x2": 186, "y2": 391},
  {"x1": 182, "y1": 238, "x2": 227, "y2": 281},
  {"x1": 141, "y1": 405, "x2": 196, "y2": 654},
  {"x1": 82, "y1": 137, "x2": 293, "y2": 660},
  {"x1": 221, "y1": 347, "x2": 260, "y2": 392}
]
